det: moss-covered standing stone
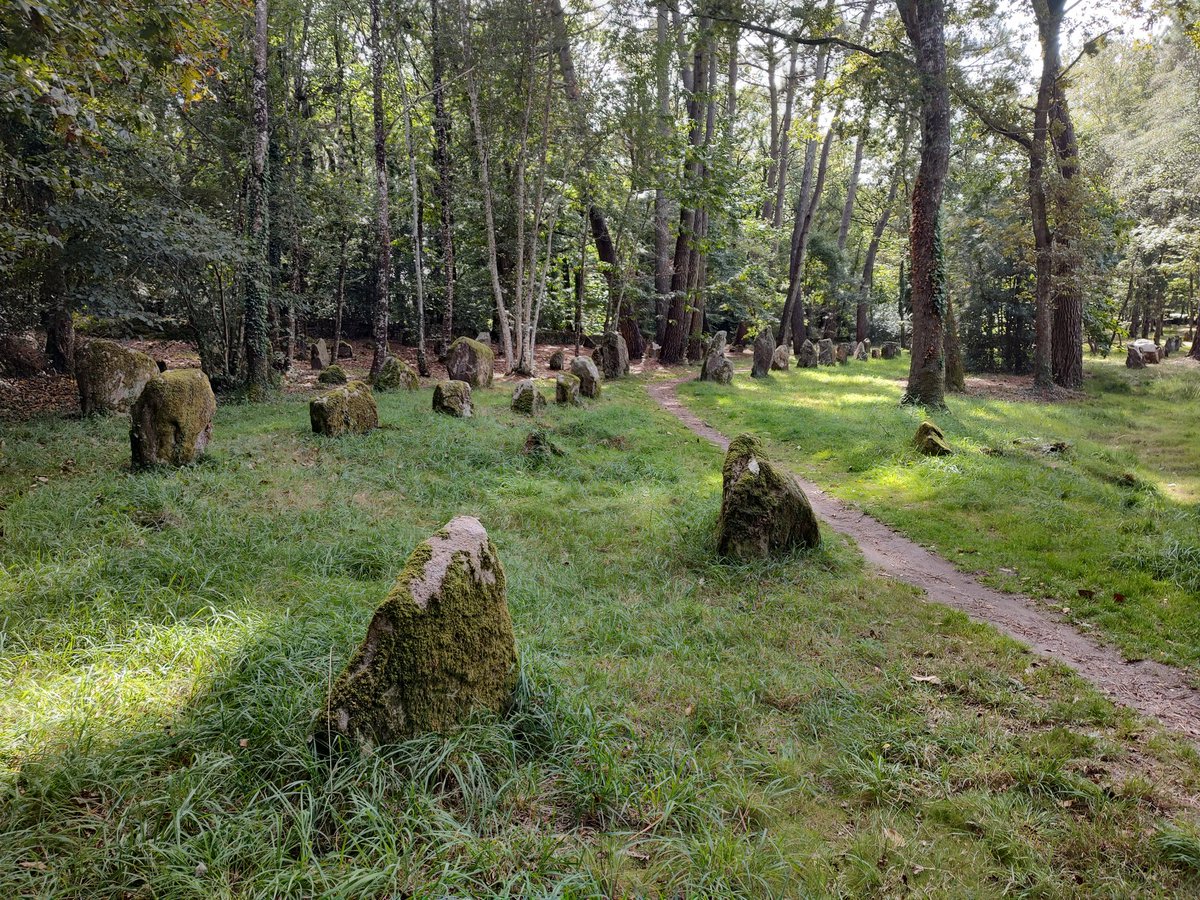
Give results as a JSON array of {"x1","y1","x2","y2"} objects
[
  {"x1": 316, "y1": 516, "x2": 517, "y2": 750},
  {"x1": 592, "y1": 331, "x2": 630, "y2": 379},
  {"x1": 318, "y1": 364, "x2": 348, "y2": 385},
  {"x1": 797, "y1": 339, "x2": 818, "y2": 368},
  {"x1": 717, "y1": 433, "x2": 820, "y2": 560},
  {"x1": 433, "y1": 379, "x2": 472, "y2": 417},
  {"x1": 555, "y1": 373, "x2": 581, "y2": 406},
  {"x1": 770, "y1": 345, "x2": 790, "y2": 371},
  {"x1": 373, "y1": 356, "x2": 419, "y2": 391},
  {"x1": 751, "y1": 329, "x2": 775, "y2": 378},
  {"x1": 446, "y1": 337, "x2": 495, "y2": 388},
  {"x1": 76, "y1": 339, "x2": 159, "y2": 415},
  {"x1": 129, "y1": 369, "x2": 216, "y2": 467},
  {"x1": 818, "y1": 339, "x2": 835, "y2": 366},
  {"x1": 914, "y1": 421, "x2": 952, "y2": 456},
  {"x1": 700, "y1": 331, "x2": 734, "y2": 384},
  {"x1": 548, "y1": 349, "x2": 565, "y2": 371},
  {"x1": 511, "y1": 379, "x2": 546, "y2": 415},
  {"x1": 310, "y1": 380, "x2": 378, "y2": 436},
  {"x1": 311, "y1": 339, "x2": 330, "y2": 370},
  {"x1": 569, "y1": 356, "x2": 601, "y2": 398}
]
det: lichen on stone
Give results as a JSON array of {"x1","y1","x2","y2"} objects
[
  {"x1": 914, "y1": 420, "x2": 952, "y2": 456},
  {"x1": 76, "y1": 339, "x2": 159, "y2": 415},
  {"x1": 372, "y1": 356, "x2": 419, "y2": 392},
  {"x1": 433, "y1": 379, "x2": 472, "y2": 417},
  {"x1": 315, "y1": 516, "x2": 518, "y2": 752},
  {"x1": 718, "y1": 433, "x2": 820, "y2": 560},
  {"x1": 318, "y1": 364, "x2": 348, "y2": 385},
  {"x1": 310, "y1": 380, "x2": 378, "y2": 436},
  {"x1": 446, "y1": 337, "x2": 495, "y2": 388},
  {"x1": 130, "y1": 369, "x2": 216, "y2": 467}
]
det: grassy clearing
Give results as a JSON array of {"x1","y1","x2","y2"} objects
[
  {"x1": 2, "y1": 377, "x2": 1200, "y2": 896},
  {"x1": 680, "y1": 355, "x2": 1200, "y2": 672}
]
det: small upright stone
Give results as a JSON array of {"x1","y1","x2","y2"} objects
[
  {"x1": 311, "y1": 338, "x2": 331, "y2": 370},
  {"x1": 337, "y1": 341, "x2": 354, "y2": 359},
  {"x1": 475, "y1": 331, "x2": 493, "y2": 348},
  {"x1": 881, "y1": 341, "x2": 901, "y2": 360},
  {"x1": 797, "y1": 340, "x2": 818, "y2": 368},
  {"x1": 373, "y1": 356, "x2": 419, "y2": 391},
  {"x1": 914, "y1": 420, "x2": 952, "y2": 456},
  {"x1": 555, "y1": 373, "x2": 581, "y2": 405},
  {"x1": 752, "y1": 329, "x2": 775, "y2": 378},
  {"x1": 76, "y1": 339, "x2": 159, "y2": 415},
  {"x1": 318, "y1": 364, "x2": 348, "y2": 385},
  {"x1": 433, "y1": 379, "x2": 473, "y2": 417},
  {"x1": 700, "y1": 331, "x2": 734, "y2": 384},
  {"x1": 818, "y1": 338, "x2": 835, "y2": 366},
  {"x1": 854, "y1": 341, "x2": 868, "y2": 361},
  {"x1": 570, "y1": 355, "x2": 602, "y2": 398},
  {"x1": 548, "y1": 349, "x2": 565, "y2": 370},
  {"x1": 870, "y1": 348, "x2": 880, "y2": 359},
  {"x1": 310, "y1": 381, "x2": 378, "y2": 436},
  {"x1": 1132, "y1": 338, "x2": 1161, "y2": 364},
  {"x1": 717, "y1": 434, "x2": 820, "y2": 560},
  {"x1": 446, "y1": 337, "x2": 495, "y2": 388},
  {"x1": 130, "y1": 369, "x2": 216, "y2": 467},
  {"x1": 511, "y1": 379, "x2": 546, "y2": 415},
  {"x1": 771, "y1": 345, "x2": 791, "y2": 371},
  {"x1": 316, "y1": 516, "x2": 517, "y2": 750},
  {"x1": 834, "y1": 342, "x2": 850, "y2": 365},
  {"x1": 1125, "y1": 345, "x2": 1146, "y2": 369},
  {"x1": 592, "y1": 331, "x2": 630, "y2": 379}
]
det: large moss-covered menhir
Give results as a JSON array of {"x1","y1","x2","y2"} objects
[
  {"x1": 310, "y1": 380, "x2": 378, "y2": 436},
  {"x1": 316, "y1": 516, "x2": 518, "y2": 751},
  {"x1": 717, "y1": 433, "x2": 820, "y2": 560},
  {"x1": 130, "y1": 369, "x2": 216, "y2": 467},
  {"x1": 446, "y1": 337, "x2": 494, "y2": 388},
  {"x1": 76, "y1": 339, "x2": 160, "y2": 415}
]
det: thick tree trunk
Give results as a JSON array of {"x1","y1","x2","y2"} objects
[
  {"x1": 1048, "y1": 68, "x2": 1082, "y2": 388},
  {"x1": 243, "y1": 0, "x2": 272, "y2": 394},
  {"x1": 897, "y1": 0, "x2": 950, "y2": 408}
]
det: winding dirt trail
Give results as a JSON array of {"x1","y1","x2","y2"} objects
[{"x1": 648, "y1": 375, "x2": 1200, "y2": 743}]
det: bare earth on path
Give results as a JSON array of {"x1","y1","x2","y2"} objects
[{"x1": 649, "y1": 374, "x2": 1200, "y2": 745}]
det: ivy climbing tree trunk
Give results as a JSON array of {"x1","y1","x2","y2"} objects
[
  {"x1": 243, "y1": 0, "x2": 272, "y2": 395},
  {"x1": 897, "y1": 0, "x2": 950, "y2": 408}
]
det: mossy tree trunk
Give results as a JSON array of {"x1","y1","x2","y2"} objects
[{"x1": 243, "y1": 0, "x2": 273, "y2": 396}]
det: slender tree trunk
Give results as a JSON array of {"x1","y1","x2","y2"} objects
[
  {"x1": 945, "y1": 294, "x2": 965, "y2": 392},
  {"x1": 772, "y1": 45, "x2": 799, "y2": 229},
  {"x1": 857, "y1": 162, "x2": 903, "y2": 343},
  {"x1": 396, "y1": 38, "x2": 429, "y2": 376},
  {"x1": 243, "y1": 0, "x2": 272, "y2": 394},
  {"x1": 431, "y1": 0, "x2": 457, "y2": 354},
  {"x1": 1047, "y1": 63, "x2": 1082, "y2": 388},
  {"x1": 838, "y1": 120, "x2": 868, "y2": 251},
  {"x1": 369, "y1": 0, "x2": 391, "y2": 380},
  {"x1": 897, "y1": 0, "x2": 950, "y2": 408},
  {"x1": 653, "y1": 3, "x2": 673, "y2": 346},
  {"x1": 762, "y1": 38, "x2": 780, "y2": 222}
]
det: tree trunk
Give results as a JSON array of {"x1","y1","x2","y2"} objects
[
  {"x1": 762, "y1": 38, "x2": 780, "y2": 222},
  {"x1": 945, "y1": 294, "x2": 965, "y2": 392},
  {"x1": 772, "y1": 45, "x2": 799, "y2": 229},
  {"x1": 897, "y1": 0, "x2": 950, "y2": 408},
  {"x1": 653, "y1": 3, "x2": 673, "y2": 346},
  {"x1": 431, "y1": 0, "x2": 457, "y2": 353},
  {"x1": 397, "y1": 37, "x2": 429, "y2": 376},
  {"x1": 857, "y1": 162, "x2": 903, "y2": 343},
  {"x1": 369, "y1": 0, "x2": 391, "y2": 380},
  {"x1": 243, "y1": 0, "x2": 272, "y2": 394}
]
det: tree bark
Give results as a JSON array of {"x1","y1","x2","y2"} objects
[
  {"x1": 369, "y1": 0, "x2": 391, "y2": 380},
  {"x1": 857, "y1": 161, "x2": 903, "y2": 343},
  {"x1": 243, "y1": 0, "x2": 272, "y2": 394},
  {"x1": 431, "y1": 0, "x2": 457, "y2": 354},
  {"x1": 1047, "y1": 62, "x2": 1082, "y2": 388},
  {"x1": 897, "y1": 0, "x2": 950, "y2": 408},
  {"x1": 653, "y1": 3, "x2": 673, "y2": 345},
  {"x1": 772, "y1": 45, "x2": 799, "y2": 229}
]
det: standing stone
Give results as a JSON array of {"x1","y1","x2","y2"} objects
[
  {"x1": 548, "y1": 349, "x2": 565, "y2": 370},
  {"x1": 592, "y1": 331, "x2": 630, "y2": 379},
  {"x1": 854, "y1": 341, "x2": 868, "y2": 361},
  {"x1": 475, "y1": 331, "x2": 493, "y2": 348},
  {"x1": 446, "y1": 337, "x2": 495, "y2": 388},
  {"x1": 1132, "y1": 338, "x2": 1161, "y2": 364},
  {"x1": 797, "y1": 340, "x2": 818, "y2": 368},
  {"x1": 699, "y1": 331, "x2": 734, "y2": 384},
  {"x1": 818, "y1": 338, "x2": 835, "y2": 366},
  {"x1": 717, "y1": 434, "x2": 820, "y2": 560},
  {"x1": 1125, "y1": 346, "x2": 1147, "y2": 369},
  {"x1": 511, "y1": 379, "x2": 546, "y2": 415},
  {"x1": 316, "y1": 516, "x2": 517, "y2": 750},
  {"x1": 130, "y1": 369, "x2": 216, "y2": 467},
  {"x1": 311, "y1": 338, "x2": 331, "y2": 370},
  {"x1": 76, "y1": 339, "x2": 159, "y2": 415},
  {"x1": 881, "y1": 341, "x2": 901, "y2": 360},
  {"x1": 318, "y1": 364, "x2": 348, "y2": 385},
  {"x1": 834, "y1": 342, "x2": 850, "y2": 365},
  {"x1": 0, "y1": 334, "x2": 46, "y2": 377},
  {"x1": 337, "y1": 340, "x2": 354, "y2": 359},
  {"x1": 751, "y1": 329, "x2": 775, "y2": 378},
  {"x1": 555, "y1": 373, "x2": 581, "y2": 405},
  {"x1": 871, "y1": 348, "x2": 880, "y2": 359},
  {"x1": 914, "y1": 420, "x2": 952, "y2": 456},
  {"x1": 310, "y1": 381, "x2": 379, "y2": 436},
  {"x1": 433, "y1": 380, "x2": 473, "y2": 417},
  {"x1": 771, "y1": 345, "x2": 791, "y2": 371},
  {"x1": 372, "y1": 356, "x2": 419, "y2": 391},
  {"x1": 570, "y1": 355, "x2": 602, "y2": 398}
]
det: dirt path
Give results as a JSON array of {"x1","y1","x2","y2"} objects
[{"x1": 648, "y1": 375, "x2": 1200, "y2": 743}]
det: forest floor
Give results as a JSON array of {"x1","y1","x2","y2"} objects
[{"x1": 3, "y1": 351, "x2": 1200, "y2": 895}]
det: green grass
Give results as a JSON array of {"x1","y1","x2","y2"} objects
[
  {"x1": 680, "y1": 354, "x2": 1200, "y2": 672},
  {"x1": 1, "y1": 376, "x2": 1200, "y2": 896}
]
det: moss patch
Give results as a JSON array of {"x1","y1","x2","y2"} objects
[
  {"x1": 129, "y1": 370, "x2": 216, "y2": 467},
  {"x1": 309, "y1": 380, "x2": 378, "y2": 436},
  {"x1": 718, "y1": 433, "x2": 820, "y2": 559}
]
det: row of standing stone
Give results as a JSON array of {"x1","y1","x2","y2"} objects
[{"x1": 700, "y1": 329, "x2": 902, "y2": 383}]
